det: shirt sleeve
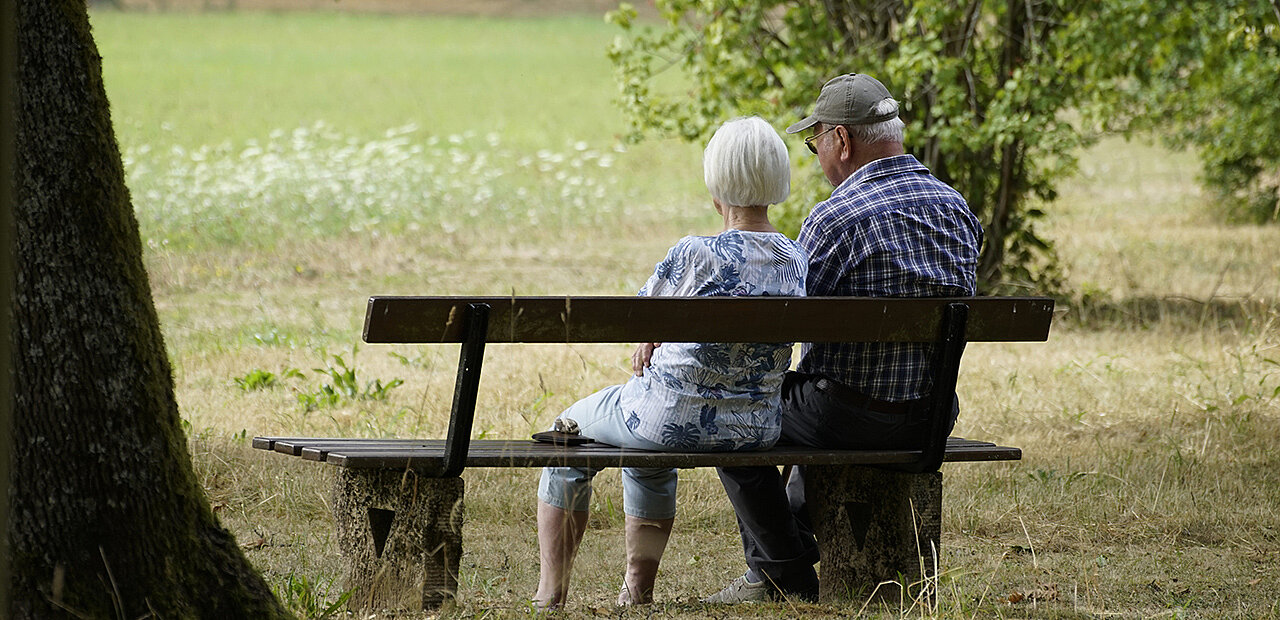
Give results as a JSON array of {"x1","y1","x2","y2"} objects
[{"x1": 638, "y1": 237, "x2": 690, "y2": 297}]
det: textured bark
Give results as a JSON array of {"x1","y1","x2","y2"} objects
[
  {"x1": 333, "y1": 469, "x2": 465, "y2": 612},
  {"x1": 806, "y1": 466, "x2": 942, "y2": 603},
  {"x1": 9, "y1": 0, "x2": 288, "y2": 617},
  {"x1": 1, "y1": 0, "x2": 16, "y2": 611}
]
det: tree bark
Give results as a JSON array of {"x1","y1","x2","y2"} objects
[
  {"x1": 9, "y1": 1, "x2": 288, "y2": 617},
  {"x1": 977, "y1": 0, "x2": 1031, "y2": 286},
  {"x1": 2, "y1": 0, "x2": 17, "y2": 611}
]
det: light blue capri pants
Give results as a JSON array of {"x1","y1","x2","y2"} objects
[{"x1": 537, "y1": 385, "x2": 678, "y2": 520}]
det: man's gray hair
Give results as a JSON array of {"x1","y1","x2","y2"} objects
[
  {"x1": 703, "y1": 116, "x2": 790, "y2": 207},
  {"x1": 847, "y1": 98, "x2": 905, "y2": 144}
]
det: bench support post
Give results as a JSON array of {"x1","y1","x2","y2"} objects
[
  {"x1": 437, "y1": 302, "x2": 490, "y2": 477},
  {"x1": 805, "y1": 465, "x2": 941, "y2": 604},
  {"x1": 332, "y1": 469, "x2": 464, "y2": 612}
]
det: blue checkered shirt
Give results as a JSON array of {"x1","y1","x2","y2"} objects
[{"x1": 795, "y1": 154, "x2": 982, "y2": 401}]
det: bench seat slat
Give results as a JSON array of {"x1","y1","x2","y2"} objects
[
  {"x1": 363, "y1": 296, "x2": 1055, "y2": 344},
  {"x1": 265, "y1": 437, "x2": 438, "y2": 457},
  {"x1": 253, "y1": 436, "x2": 1020, "y2": 470},
  {"x1": 256, "y1": 436, "x2": 1006, "y2": 454}
]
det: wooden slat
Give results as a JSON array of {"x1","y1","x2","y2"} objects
[
  {"x1": 269, "y1": 438, "x2": 429, "y2": 457},
  {"x1": 253, "y1": 436, "x2": 1021, "y2": 471},
  {"x1": 362, "y1": 296, "x2": 1055, "y2": 345},
  {"x1": 254, "y1": 437, "x2": 424, "y2": 455}
]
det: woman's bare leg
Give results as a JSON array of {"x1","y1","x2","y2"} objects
[
  {"x1": 534, "y1": 500, "x2": 589, "y2": 608},
  {"x1": 617, "y1": 515, "x2": 675, "y2": 605}
]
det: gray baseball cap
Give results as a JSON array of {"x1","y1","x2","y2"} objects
[{"x1": 785, "y1": 73, "x2": 898, "y2": 134}]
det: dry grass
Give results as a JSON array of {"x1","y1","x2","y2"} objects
[
  {"x1": 1053, "y1": 137, "x2": 1280, "y2": 306},
  {"x1": 191, "y1": 322, "x2": 1280, "y2": 618},
  {"x1": 172, "y1": 137, "x2": 1280, "y2": 617}
]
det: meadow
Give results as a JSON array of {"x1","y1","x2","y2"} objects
[{"x1": 90, "y1": 9, "x2": 1280, "y2": 618}]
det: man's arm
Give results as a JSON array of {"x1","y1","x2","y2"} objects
[{"x1": 798, "y1": 212, "x2": 859, "y2": 296}]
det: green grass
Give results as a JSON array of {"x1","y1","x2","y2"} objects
[
  {"x1": 96, "y1": 11, "x2": 630, "y2": 149},
  {"x1": 92, "y1": 7, "x2": 1280, "y2": 619},
  {"x1": 93, "y1": 10, "x2": 707, "y2": 251}
]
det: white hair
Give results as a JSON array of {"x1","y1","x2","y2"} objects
[
  {"x1": 847, "y1": 98, "x2": 905, "y2": 144},
  {"x1": 703, "y1": 116, "x2": 791, "y2": 207}
]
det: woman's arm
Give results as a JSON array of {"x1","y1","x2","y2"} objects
[
  {"x1": 631, "y1": 237, "x2": 697, "y2": 376},
  {"x1": 631, "y1": 342, "x2": 661, "y2": 376}
]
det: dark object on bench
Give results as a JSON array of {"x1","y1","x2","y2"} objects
[
  {"x1": 530, "y1": 430, "x2": 595, "y2": 446},
  {"x1": 254, "y1": 295, "x2": 1054, "y2": 611}
]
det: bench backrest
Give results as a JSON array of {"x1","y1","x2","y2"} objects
[
  {"x1": 364, "y1": 296, "x2": 1054, "y2": 344},
  {"x1": 362, "y1": 295, "x2": 1055, "y2": 477}
]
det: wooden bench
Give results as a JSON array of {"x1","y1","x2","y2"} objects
[{"x1": 254, "y1": 295, "x2": 1054, "y2": 611}]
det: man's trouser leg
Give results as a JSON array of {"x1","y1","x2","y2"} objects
[
  {"x1": 718, "y1": 371, "x2": 951, "y2": 595},
  {"x1": 716, "y1": 464, "x2": 819, "y2": 596}
]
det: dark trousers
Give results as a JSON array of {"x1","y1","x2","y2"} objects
[{"x1": 716, "y1": 371, "x2": 958, "y2": 592}]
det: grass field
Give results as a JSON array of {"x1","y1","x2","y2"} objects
[{"x1": 90, "y1": 8, "x2": 1280, "y2": 619}]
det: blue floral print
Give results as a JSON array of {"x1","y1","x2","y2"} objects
[
  {"x1": 617, "y1": 230, "x2": 807, "y2": 451},
  {"x1": 661, "y1": 422, "x2": 702, "y2": 450}
]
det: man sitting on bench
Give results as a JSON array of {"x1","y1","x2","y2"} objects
[
  {"x1": 702, "y1": 74, "x2": 985, "y2": 604},
  {"x1": 532, "y1": 117, "x2": 807, "y2": 609}
]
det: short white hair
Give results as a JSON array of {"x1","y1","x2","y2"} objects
[
  {"x1": 703, "y1": 116, "x2": 790, "y2": 207},
  {"x1": 847, "y1": 98, "x2": 905, "y2": 144}
]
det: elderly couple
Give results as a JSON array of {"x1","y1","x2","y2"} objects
[{"x1": 533, "y1": 73, "x2": 983, "y2": 609}]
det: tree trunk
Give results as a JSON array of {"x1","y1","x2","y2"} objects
[
  {"x1": 2, "y1": 0, "x2": 17, "y2": 611},
  {"x1": 9, "y1": 1, "x2": 288, "y2": 617},
  {"x1": 977, "y1": 0, "x2": 1030, "y2": 287}
]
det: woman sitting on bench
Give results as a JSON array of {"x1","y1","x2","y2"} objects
[{"x1": 533, "y1": 116, "x2": 807, "y2": 609}]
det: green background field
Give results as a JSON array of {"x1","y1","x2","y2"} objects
[
  {"x1": 100, "y1": 12, "x2": 630, "y2": 147},
  {"x1": 88, "y1": 8, "x2": 1280, "y2": 618}
]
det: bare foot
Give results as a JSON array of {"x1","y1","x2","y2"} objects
[
  {"x1": 531, "y1": 593, "x2": 562, "y2": 613},
  {"x1": 617, "y1": 583, "x2": 653, "y2": 606}
]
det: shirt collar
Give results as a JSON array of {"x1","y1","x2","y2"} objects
[{"x1": 837, "y1": 154, "x2": 927, "y2": 191}]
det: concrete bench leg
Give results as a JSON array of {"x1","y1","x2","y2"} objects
[
  {"x1": 805, "y1": 465, "x2": 942, "y2": 603},
  {"x1": 332, "y1": 469, "x2": 464, "y2": 612}
]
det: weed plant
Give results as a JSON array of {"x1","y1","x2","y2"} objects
[
  {"x1": 233, "y1": 368, "x2": 280, "y2": 391},
  {"x1": 296, "y1": 347, "x2": 404, "y2": 411},
  {"x1": 275, "y1": 571, "x2": 351, "y2": 620}
]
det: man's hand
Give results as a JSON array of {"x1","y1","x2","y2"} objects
[{"x1": 632, "y1": 342, "x2": 661, "y2": 376}]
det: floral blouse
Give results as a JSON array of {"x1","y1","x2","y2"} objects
[{"x1": 616, "y1": 230, "x2": 807, "y2": 451}]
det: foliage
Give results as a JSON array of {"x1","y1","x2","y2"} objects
[
  {"x1": 1094, "y1": 0, "x2": 1280, "y2": 223},
  {"x1": 606, "y1": 0, "x2": 1280, "y2": 291},
  {"x1": 608, "y1": 0, "x2": 1111, "y2": 292},
  {"x1": 296, "y1": 348, "x2": 404, "y2": 412},
  {"x1": 235, "y1": 367, "x2": 304, "y2": 392},
  {"x1": 234, "y1": 369, "x2": 279, "y2": 391},
  {"x1": 273, "y1": 571, "x2": 351, "y2": 620}
]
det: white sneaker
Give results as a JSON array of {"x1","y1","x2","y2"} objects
[{"x1": 701, "y1": 574, "x2": 773, "y2": 604}]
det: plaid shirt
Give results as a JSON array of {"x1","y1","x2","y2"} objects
[{"x1": 796, "y1": 154, "x2": 982, "y2": 401}]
